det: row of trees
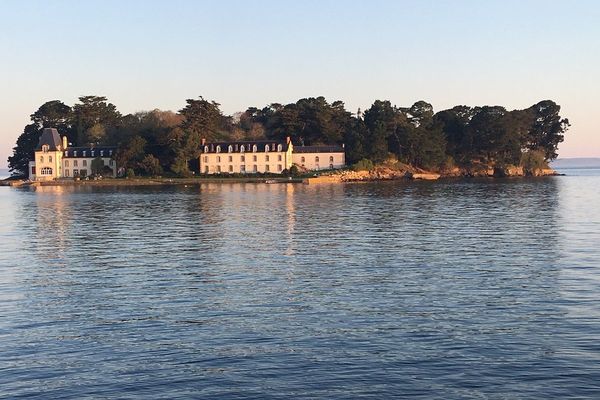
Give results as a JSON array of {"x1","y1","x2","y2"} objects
[{"x1": 8, "y1": 95, "x2": 569, "y2": 176}]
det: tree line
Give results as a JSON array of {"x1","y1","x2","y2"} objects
[{"x1": 8, "y1": 95, "x2": 569, "y2": 176}]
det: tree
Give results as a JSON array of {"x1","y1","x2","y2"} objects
[
  {"x1": 7, "y1": 124, "x2": 40, "y2": 176},
  {"x1": 179, "y1": 96, "x2": 225, "y2": 141},
  {"x1": 116, "y1": 135, "x2": 146, "y2": 171},
  {"x1": 525, "y1": 100, "x2": 570, "y2": 160},
  {"x1": 91, "y1": 157, "x2": 105, "y2": 176},
  {"x1": 139, "y1": 154, "x2": 163, "y2": 176},
  {"x1": 72, "y1": 96, "x2": 121, "y2": 145}
]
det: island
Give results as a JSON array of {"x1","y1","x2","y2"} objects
[{"x1": 5, "y1": 95, "x2": 568, "y2": 184}]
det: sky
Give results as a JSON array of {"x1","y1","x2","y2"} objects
[{"x1": 1, "y1": 0, "x2": 599, "y2": 169}]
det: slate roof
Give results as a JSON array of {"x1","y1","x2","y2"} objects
[
  {"x1": 201, "y1": 140, "x2": 290, "y2": 154},
  {"x1": 293, "y1": 145, "x2": 345, "y2": 153},
  {"x1": 36, "y1": 128, "x2": 63, "y2": 151},
  {"x1": 63, "y1": 147, "x2": 116, "y2": 158}
]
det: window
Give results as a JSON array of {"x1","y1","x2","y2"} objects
[
  {"x1": 216, "y1": 145, "x2": 221, "y2": 153},
  {"x1": 278, "y1": 155, "x2": 282, "y2": 161},
  {"x1": 240, "y1": 165, "x2": 246, "y2": 172},
  {"x1": 252, "y1": 145, "x2": 257, "y2": 152},
  {"x1": 278, "y1": 164, "x2": 282, "y2": 171},
  {"x1": 73, "y1": 151, "x2": 77, "y2": 157},
  {"x1": 266, "y1": 155, "x2": 270, "y2": 162},
  {"x1": 65, "y1": 160, "x2": 69, "y2": 167},
  {"x1": 217, "y1": 156, "x2": 221, "y2": 162},
  {"x1": 330, "y1": 156, "x2": 334, "y2": 163},
  {"x1": 330, "y1": 164, "x2": 334, "y2": 169},
  {"x1": 31, "y1": 166, "x2": 36, "y2": 175},
  {"x1": 204, "y1": 145, "x2": 209, "y2": 153},
  {"x1": 228, "y1": 145, "x2": 233, "y2": 153},
  {"x1": 253, "y1": 155, "x2": 257, "y2": 162},
  {"x1": 65, "y1": 169, "x2": 70, "y2": 177},
  {"x1": 41, "y1": 167, "x2": 52, "y2": 175},
  {"x1": 109, "y1": 150, "x2": 113, "y2": 156},
  {"x1": 301, "y1": 156, "x2": 305, "y2": 163},
  {"x1": 80, "y1": 169, "x2": 87, "y2": 177},
  {"x1": 315, "y1": 156, "x2": 320, "y2": 163},
  {"x1": 83, "y1": 160, "x2": 87, "y2": 166},
  {"x1": 253, "y1": 165, "x2": 258, "y2": 172},
  {"x1": 73, "y1": 170, "x2": 79, "y2": 177},
  {"x1": 42, "y1": 145, "x2": 49, "y2": 152},
  {"x1": 74, "y1": 160, "x2": 78, "y2": 167},
  {"x1": 205, "y1": 166, "x2": 209, "y2": 173},
  {"x1": 100, "y1": 151, "x2": 104, "y2": 156},
  {"x1": 265, "y1": 165, "x2": 270, "y2": 172},
  {"x1": 265, "y1": 145, "x2": 270, "y2": 152},
  {"x1": 241, "y1": 155, "x2": 245, "y2": 162},
  {"x1": 65, "y1": 151, "x2": 68, "y2": 156},
  {"x1": 83, "y1": 151, "x2": 86, "y2": 157},
  {"x1": 49, "y1": 156, "x2": 52, "y2": 162},
  {"x1": 40, "y1": 156, "x2": 44, "y2": 163},
  {"x1": 240, "y1": 145, "x2": 245, "y2": 153},
  {"x1": 204, "y1": 156, "x2": 208, "y2": 163},
  {"x1": 228, "y1": 165, "x2": 233, "y2": 172},
  {"x1": 229, "y1": 156, "x2": 233, "y2": 162},
  {"x1": 91, "y1": 151, "x2": 95, "y2": 157},
  {"x1": 277, "y1": 144, "x2": 282, "y2": 151},
  {"x1": 217, "y1": 165, "x2": 221, "y2": 173},
  {"x1": 109, "y1": 160, "x2": 114, "y2": 166}
]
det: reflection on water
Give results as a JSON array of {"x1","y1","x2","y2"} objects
[{"x1": 1, "y1": 176, "x2": 599, "y2": 399}]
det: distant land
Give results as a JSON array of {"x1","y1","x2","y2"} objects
[{"x1": 551, "y1": 158, "x2": 600, "y2": 169}]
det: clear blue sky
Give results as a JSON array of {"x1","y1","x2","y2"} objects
[{"x1": 1, "y1": 0, "x2": 599, "y2": 168}]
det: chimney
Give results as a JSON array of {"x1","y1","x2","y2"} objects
[
  {"x1": 201, "y1": 138, "x2": 206, "y2": 146},
  {"x1": 286, "y1": 136, "x2": 291, "y2": 144},
  {"x1": 62, "y1": 136, "x2": 68, "y2": 150}
]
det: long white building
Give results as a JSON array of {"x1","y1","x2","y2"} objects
[{"x1": 199, "y1": 137, "x2": 345, "y2": 175}]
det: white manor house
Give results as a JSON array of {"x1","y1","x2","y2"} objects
[
  {"x1": 199, "y1": 137, "x2": 345, "y2": 174},
  {"x1": 29, "y1": 128, "x2": 117, "y2": 181}
]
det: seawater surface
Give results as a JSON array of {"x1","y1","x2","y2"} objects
[{"x1": 1, "y1": 173, "x2": 599, "y2": 399}]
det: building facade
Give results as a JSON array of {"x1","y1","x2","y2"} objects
[
  {"x1": 199, "y1": 138, "x2": 294, "y2": 174},
  {"x1": 292, "y1": 145, "x2": 345, "y2": 171},
  {"x1": 199, "y1": 138, "x2": 346, "y2": 174},
  {"x1": 29, "y1": 128, "x2": 117, "y2": 181}
]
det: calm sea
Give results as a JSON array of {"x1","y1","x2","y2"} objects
[{"x1": 1, "y1": 171, "x2": 599, "y2": 399}]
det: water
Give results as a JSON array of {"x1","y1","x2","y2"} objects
[{"x1": 1, "y1": 173, "x2": 600, "y2": 399}]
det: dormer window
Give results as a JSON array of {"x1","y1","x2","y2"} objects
[
  {"x1": 42, "y1": 144, "x2": 49, "y2": 153},
  {"x1": 74, "y1": 151, "x2": 77, "y2": 157},
  {"x1": 216, "y1": 145, "x2": 221, "y2": 153},
  {"x1": 109, "y1": 150, "x2": 113, "y2": 156},
  {"x1": 228, "y1": 145, "x2": 233, "y2": 153},
  {"x1": 83, "y1": 151, "x2": 86, "y2": 157},
  {"x1": 204, "y1": 146, "x2": 209, "y2": 153},
  {"x1": 100, "y1": 150, "x2": 104, "y2": 157},
  {"x1": 265, "y1": 145, "x2": 270, "y2": 152},
  {"x1": 91, "y1": 150, "x2": 95, "y2": 157},
  {"x1": 64, "y1": 151, "x2": 68, "y2": 156},
  {"x1": 253, "y1": 145, "x2": 257, "y2": 152},
  {"x1": 240, "y1": 145, "x2": 245, "y2": 153},
  {"x1": 277, "y1": 144, "x2": 282, "y2": 152}
]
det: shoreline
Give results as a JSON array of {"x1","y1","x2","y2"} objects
[{"x1": 1, "y1": 168, "x2": 563, "y2": 188}]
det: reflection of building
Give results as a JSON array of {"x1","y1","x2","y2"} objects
[
  {"x1": 28, "y1": 128, "x2": 117, "y2": 181},
  {"x1": 199, "y1": 137, "x2": 345, "y2": 174}
]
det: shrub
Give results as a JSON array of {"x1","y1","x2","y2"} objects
[
  {"x1": 126, "y1": 168, "x2": 135, "y2": 178},
  {"x1": 521, "y1": 150, "x2": 548, "y2": 170},
  {"x1": 289, "y1": 165, "x2": 300, "y2": 176},
  {"x1": 352, "y1": 158, "x2": 374, "y2": 171}
]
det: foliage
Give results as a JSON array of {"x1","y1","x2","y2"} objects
[
  {"x1": 520, "y1": 150, "x2": 548, "y2": 170},
  {"x1": 289, "y1": 165, "x2": 300, "y2": 176},
  {"x1": 139, "y1": 154, "x2": 163, "y2": 176},
  {"x1": 352, "y1": 158, "x2": 374, "y2": 171},
  {"x1": 126, "y1": 168, "x2": 135, "y2": 178},
  {"x1": 91, "y1": 157, "x2": 105, "y2": 175}
]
